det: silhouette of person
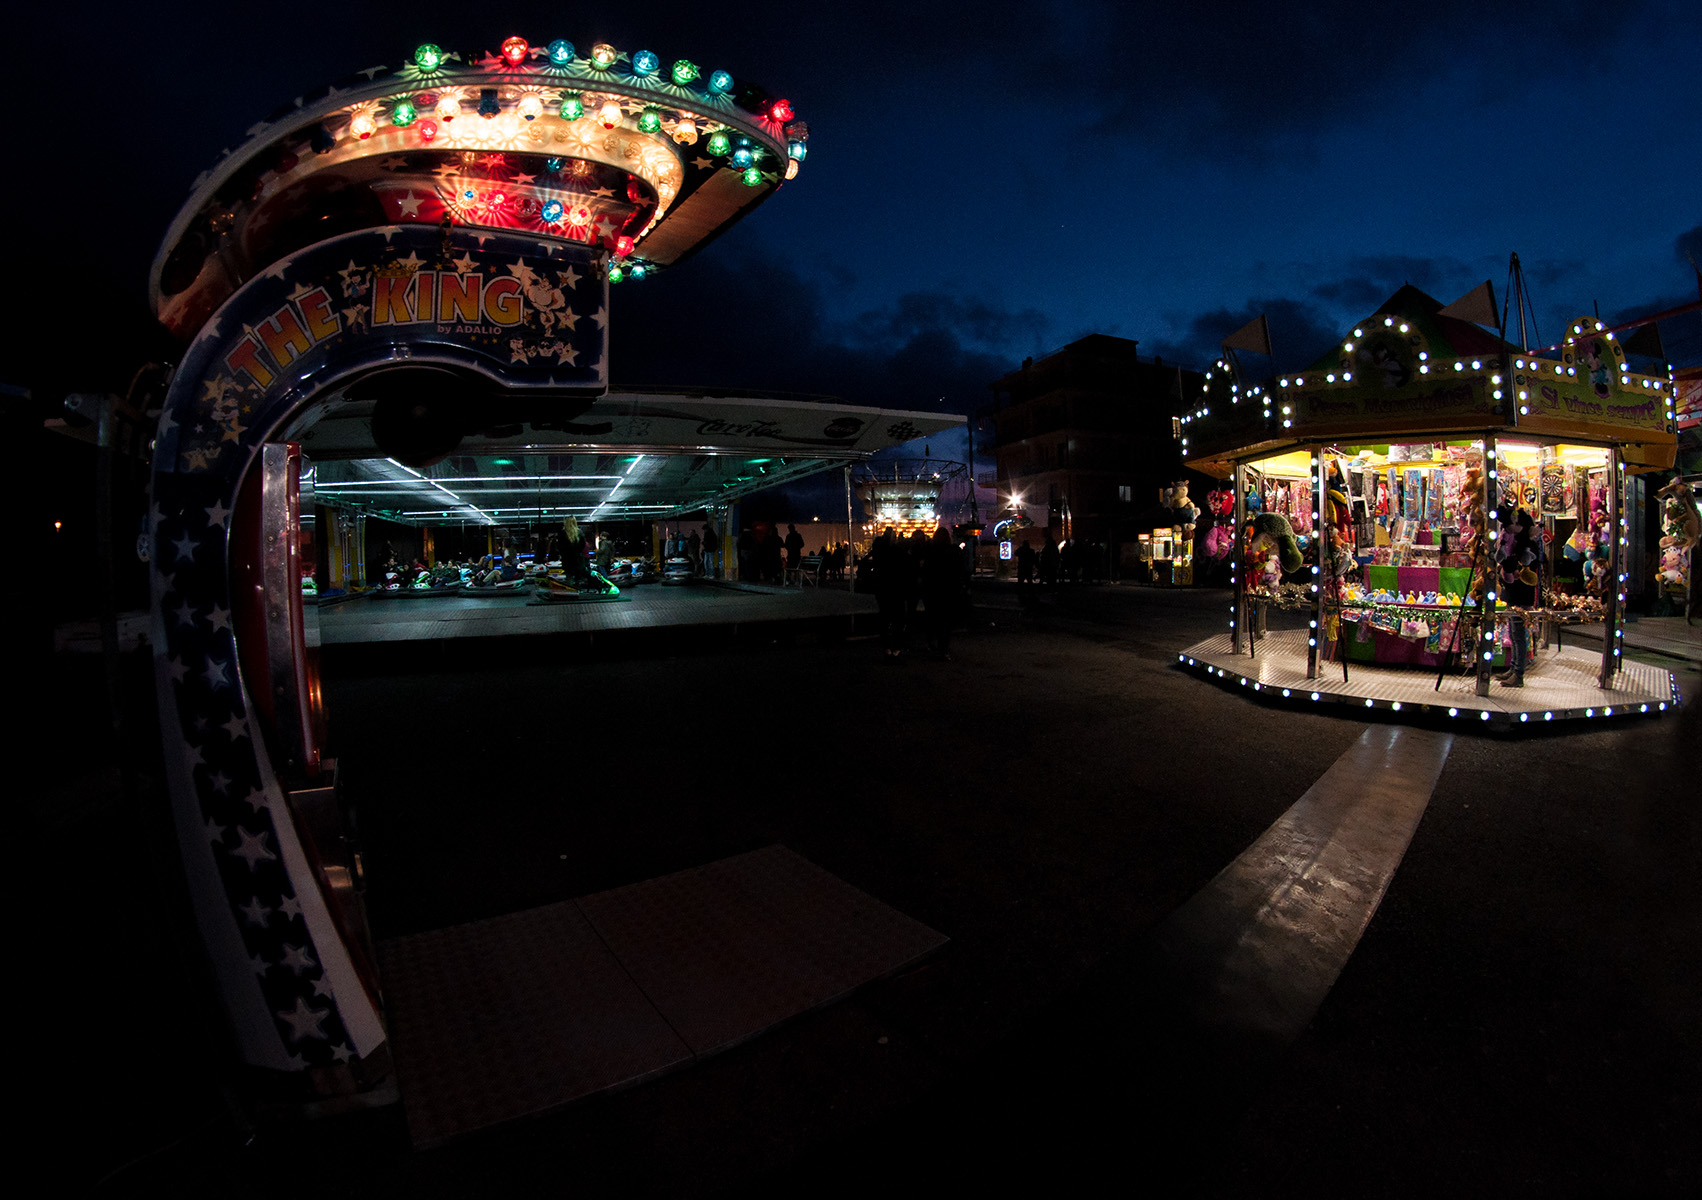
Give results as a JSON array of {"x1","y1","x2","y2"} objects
[
  {"x1": 1016, "y1": 538, "x2": 1035, "y2": 586},
  {"x1": 923, "y1": 526, "x2": 967, "y2": 659}
]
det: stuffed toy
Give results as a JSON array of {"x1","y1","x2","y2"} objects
[
  {"x1": 1656, "y1": 476, "x2": 1699, "y2": 554},
  {"x1": 1247, "y1": 511, "x2": 1303, "y2": 573},
  {"x1": 1457, "y1": 464, "x2": 1487, "y2": 549},
  {"x1": 1496, "y1": 506, "x2": 1540, "y2": 589},
  {"x1": 1206, "y1": 488, "x2": 1234, "y2": 517},
  {"x1": 1161, "y1": 481, "x2": 1200, "y2": 540},
  {"x1": 1204, "y1": 523, "x2": 1235, "y2": 559},
  {"x1": 1243, "y1": 484, "x2": 1263, "y2": 514}
]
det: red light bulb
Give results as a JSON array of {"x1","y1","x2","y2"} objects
[
  {"x1": 614, "y1": 236, "x2": 634, "y2": 258},
  {"x1": 501, "y1": 37, "x2": 529, "y2": 66},
  {"x1": 418, "y1": 118, "x2": 439, "y2": 142},
  {"x1": 770, "y1": 98, "x2": 794, "y2": 122}
]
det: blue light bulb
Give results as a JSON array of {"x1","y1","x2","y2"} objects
[
  {"x1": 547, "y1": 39, "x2": 575, "y2": 65},
  {"x1": 631, "y1": 50, "x2": 659, "y2": 75},
  {"x1": 709, "y1": 70, "x2": 734, "y2": 95}
]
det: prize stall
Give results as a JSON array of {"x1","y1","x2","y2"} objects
[{"x1": 1175, "y1": 285, "x2": 1681, "y2": 728}]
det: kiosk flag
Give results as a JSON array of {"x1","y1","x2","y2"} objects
[
  {"x1": 1222, "y1": 313, "x2": 1271, "y2": 356},
  {"x1": 1438, "y1": 280, "x2": 1498, "y2": 327}
]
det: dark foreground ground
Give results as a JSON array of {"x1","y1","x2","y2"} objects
[{"x1": 32, "y1": 583, "x2": 1701, "y2": 1197}]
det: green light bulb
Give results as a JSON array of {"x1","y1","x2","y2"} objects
[
  {"x1": 560, "y1": 92, "x2": 584, "y2": 120},
  {"x1": 391, "y1": 98, "x2": 417, "y2": 127},
  {"x1": 706, "y1": 131, "x2": 730, "y2": 156},
  {"x1": 672, "y1": 59, "x2": 699, "y2": 85},
  {"x1": 638, "y1": 107, "x2": 662, "y2": 133},
  {"x1": 414, "y1": 44, "x2": 442, "y2": 71},
  {"x1": 741, "y1": 166, "x2": 762, "y2": 187}
]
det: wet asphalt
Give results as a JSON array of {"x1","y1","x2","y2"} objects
[{"x1": 35, "y1": 582, "x2": 1701, "y2": 1197}]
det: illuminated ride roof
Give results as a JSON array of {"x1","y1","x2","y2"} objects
[
  {"x1": 150, "y1": 33, "x2": 810, "y2": 341},
  {"x1": 301, "y1": 393, "x2": 968, "y2": 524}
]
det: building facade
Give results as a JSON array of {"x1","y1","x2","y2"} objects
[{"x1": 989, "y1": 334, "x2": 1206, "y2": 568}]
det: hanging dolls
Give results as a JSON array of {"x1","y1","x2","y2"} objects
[{"x1": 1323, "y1": 458, "x2": 1356, "y2": 579}]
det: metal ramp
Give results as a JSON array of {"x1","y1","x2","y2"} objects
[{"x1": 379, "y1": 846, "x2": 947, "y2": 1149}]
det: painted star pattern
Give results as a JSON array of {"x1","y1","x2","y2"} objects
[{"x1": 150, "y1": 224, "x2": 612, "y2": 1070}]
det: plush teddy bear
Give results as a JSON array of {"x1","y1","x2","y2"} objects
[{"x1": 1161, "y1": 481, "x2": 1200, "y2": 540}]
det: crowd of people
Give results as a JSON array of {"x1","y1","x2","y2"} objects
[
  {"x1": 1011, "y1": 532, "x2": 1112, "y2": 587},
  {"x1": 734, "y1": 523, "x2": 851, "y2": 585},
  {"x1": 866, "y1": 526, "x2": 970, "y2": 660}
]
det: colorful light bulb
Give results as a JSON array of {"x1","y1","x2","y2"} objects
[
  {"x1": 709, "y1": 70, "x2": 734, "y2": 95},
  {"x1": 547, "y1": 39, "x2": 575, "y2": 65},
  {"x1": 566, "y1": 206, "x2": 590, "y2": 227},
  {"x1": 785, "y1": 158, "x2": 799, "y2": 180},
  {"x1": 630, "y1": 263, "x2": 648, "y2": 279},
  {"x1": 590, "y1": 43, "x2": 617, "y2": 69},
  {"x1": 741, "y1": 166, "x2": 762, "y2": 186},
  {"x1": 787, "y1": 139, "x2": 806, "y2": 161},
  {"x1": 769, "y1": 98, "x2": 794, "y2": 122},
  {"x1": 417, "y1": 118, "x2": 439, "y2": 142},
  {"x1": 350, "y1": 112, "x2": 377, "y2": 139},
  {"x1": 501, "y1": 37, "x2": 529, "y2": 67},
  {"x1": 672, "y1": 117, "x2": 697, "y2": 145},
  {"x1": 559, "y1": 91, "x2": 584, "y2": 119},
  {"x1": 706, "y1": 131, "x2": 730, "y2": 156},
  {"x1": 615, "y1": 235, "x2": 635, "y2": 257},
  {"x1": 672, "y1": 59, "x2": 699, "y2": 85},
  {"x1": 435, "y1": 94, "x2": 459, "y2": 122},
  {"x1": 607, "y1": 263, "x2": 625, "y2": 282},
  {"x1": 638, "y1": 107, "x2": 662, "y2": 133},
  {"x1": 541, "y1": 199, "x2": 564, "y2": 222},
  {"x1": 731, "y1": 143, "x2": 754, "y2": 169},
  {"x1": 414, "y1": 44, "x2": 443, "y2": 71},
  {"x1": 391, "y1": 98, "x2": 417, "y2": 126},
  {"x1": 632, "y1": 50, "x2": 659, "y2": 75},
  {"x1": 597, "y1": 99, "x2": 622, "y2": 129},
  {"x1": 518, "y1": 94, "x2": 544, "y2": 121}
]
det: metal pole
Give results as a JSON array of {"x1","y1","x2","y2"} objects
[
  {"x1": 1307, "y1": 449, "x2": 1322, "y2": 679},
  {"x1": 845, "y1": 465, "x2": 857, "y2": 595},
  {"x1": 1599, "y1": 447, "x2": 1623, "y2": 688},
  {"x1": 1232, "y1": 460, "x2": 1246, "y2": 654},
  {"x1": 1476, "y1": 434, "x2": 1500, "y2": 697}
]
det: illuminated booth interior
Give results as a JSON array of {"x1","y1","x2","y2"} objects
[{"x1": 1173, "y1": 284, "x2": 1681, "y2": 728}]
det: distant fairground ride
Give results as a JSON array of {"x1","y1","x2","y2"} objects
[
  {"x1": 853, "y1": 458, "x2": 968, "y2": 541},
  {"x1": 146, "y1": 33, "x2": 810, "y2": 1104}
]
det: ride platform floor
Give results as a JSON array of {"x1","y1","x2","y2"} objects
[
  {"x1": 316, "y1": 581, "x2": 874, "y2": 646},
  {"x1": 1178, "y1": 628, "x2": 1679, "y2": 729}
]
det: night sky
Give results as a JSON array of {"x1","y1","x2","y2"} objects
[{"x1": 10, "y1": 1, "x2": 1699, "y2": 444}]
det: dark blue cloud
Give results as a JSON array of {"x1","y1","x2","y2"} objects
[{"x1": 611, "y1": 255, "x2": 1050, "y2": 414}]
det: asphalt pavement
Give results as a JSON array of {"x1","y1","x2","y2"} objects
[{"x1": 36, "y1": 581, "x2": 1700, "y2": 1197}]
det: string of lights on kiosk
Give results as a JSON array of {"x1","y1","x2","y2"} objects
[{"x1": 1169, "y1": 281, "x2": 1681, "y2": 728}]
